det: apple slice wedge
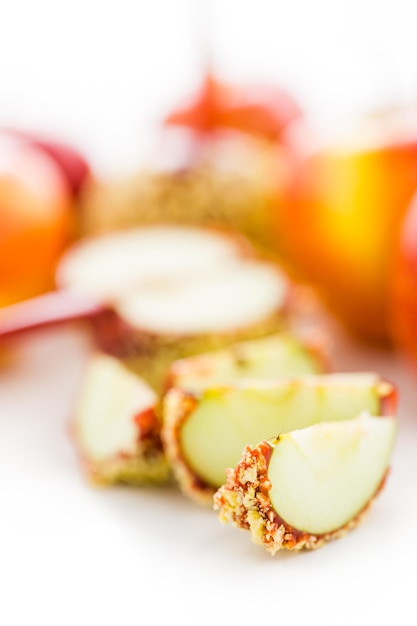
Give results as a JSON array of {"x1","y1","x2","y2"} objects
[
  {"x1": 71, "y1": 352, "x2": 171, "y2": 485},
  {"x1": 214, "y1": 412, "x2": 397, "y2": 553},
  {"x1": 166, "y1": 332, "x2": 330, "y2": 394},
  {"x1": 162, "y1": 373, "x2": 397, "y2": 504}
]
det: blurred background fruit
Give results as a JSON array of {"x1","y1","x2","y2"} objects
[
  {"x1": 277, "y1": 108, "x2": 417, "y2": 345},
  {"x1": 2, "y1": 128, "x2": 91, "y2": 200},
  {"x1": 79, "y1": 73, "x2": 304, "y2": 261},
  {"x1": 163, "y1": 71, "x2": 302, "y2": 142},
  {"x1": 0, "y1": 131, "x2": 90, "y2": 307},
  {"x1": 390, "y1": 188, "x2": 417, "y2": 368}
]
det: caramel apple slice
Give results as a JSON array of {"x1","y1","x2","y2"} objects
[
  {"x1": 57, "y1": 225, "x2": 294, "y2": 394},
  {"x1": 162, "y1": 331, "x2": 329, "y2": 489},
  {"x1": 71, "y1": 352, "x2": 170, "y2": 485},
  {"x1": 0, "y1": 224, "x2": 255, "y2": 351},
  {"x1": 214, "y1": 412, "x2": 397, "y2": 554},
  {"x1": 162, "y1": 374, "x2": 397, "y2": 504},
  {"x1": 166, "y1": 332, "x2": 330, "y2": 394}
]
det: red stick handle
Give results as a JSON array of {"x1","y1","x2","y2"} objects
[{"x1": 0, "y1": 290, "x2": 111, "y2": 341}]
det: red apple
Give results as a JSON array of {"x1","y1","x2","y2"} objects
[
  {"x1": 390, "y1": 189, "x2": 417, "y2": 367},
  {"x1": 0, "y1": 134, "x2": 75, "y2": 306},
  {"x1": 164, "y1": 72, "x2": 302, "y2": 143},
  {"x1": 0, "y1": 127, "x2": 91, "y2": 199}
]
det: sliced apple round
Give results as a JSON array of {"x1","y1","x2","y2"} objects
[
  {"x1": 166, "y1": 332, "x2": 330, "y2": 394},
  {"x1": 56, "y1": 225, "x2": 294, "y2": 394},
  {"x1": 116, "y1": 257, "x2": 289, "y2": 336},
  {"x1": 162, "y1": 373, "x2": 397, "y2": 504},
  {"x1": 71, "y1": 352, "x2": 171, "y2": 485},
  {"x1": 214, "y1": 412, "x2": 397, "y2": 553},
  {"x1": 115, "y1": 258, "x2": 291, "y2": 393}
]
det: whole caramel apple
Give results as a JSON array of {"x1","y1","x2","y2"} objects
[{"x1": 80, "y1": 73, "x2": 303, "y2": 260}]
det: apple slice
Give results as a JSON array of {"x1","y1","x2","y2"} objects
[
  {"x1": 56, "y1": 225, "x2": 294, "y2": 393},
  {"x1": 71, "y1": 352, "x2": 170, "y2": 485},
  {"x1": 111, "y1": 258, "x2": 291, "y2": 393},
  {"x1": 166, "y1": 332, "x2": 330, "y2": 394},
  {"x1": 162, "y1": 373, "x2": 397, "y2": 504},
  {"x1": 214, "y1": 412, "x2": 397, "y2": 553},
  {"x1": 56, "y1": 224, "x2": 253, "y2": 301}
]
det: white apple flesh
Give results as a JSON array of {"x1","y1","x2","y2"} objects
[
  {"x1": 117, "y1": 258, "x2": 289, "y2": 336},
  {"x1": 56, "y1": 224, "x2": 253, "y2": 301},
  {"x1": 214, "y1": 412, "x2": 397, "y2": 553},
  {"x1": 162, "y1": 373, "x2": 397, "y2": 503}
]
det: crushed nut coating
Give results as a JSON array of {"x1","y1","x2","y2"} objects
[
  {"x1": 214, "y1": 439, "x2": 388, "y2": 555},
  {"x1": 71, "y1": 407, "x2": 171, "y2": 487}
]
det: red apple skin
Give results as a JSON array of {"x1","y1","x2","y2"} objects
[
  {"x1": 390, "y1": 190, "x2": 417, "y2": 367},
  {"x1": 26, "y1": 137, "x2": 90, "y2": 199},
  {"x1": 277, "y1": 136, "x2": 417, "y2": 344},
  {"x1": 0, "y1": 138, "x2": 74, "y2": 307},
  {"x1": 164, "y1": 72, "x2": 302, "y2": 143},
  {"x1": 0, "y1": 128, "x2": 91, "y2": 199}
]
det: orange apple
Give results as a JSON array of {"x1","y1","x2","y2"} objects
[
  {"x1": 0, "y1": 135, "x2": 75, "y2": 307},
  {"x1": 277, "y1": 112, "x2": 417, "y2": 344}
]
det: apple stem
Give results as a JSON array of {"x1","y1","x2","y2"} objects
[{"x1": 0, "y1": 290, "x2": 112, "y2": 341}]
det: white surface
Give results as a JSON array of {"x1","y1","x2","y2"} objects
[{"x1": 0, "y1": 322, "x2": 416, "y2": 626}]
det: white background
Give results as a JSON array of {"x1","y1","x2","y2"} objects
[
  {"x1": 1, "y1": 323, "x2": 416, "y2": 626},
  {"x1": 1, "y1": 2, "x2": 417, "y2": 624},
  {"x1": 1, "y1": 0, "x2": 417, "y2": 175}
]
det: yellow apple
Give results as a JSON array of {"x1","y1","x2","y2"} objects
[{"x1": 277, "y1": 111, "x2": 417, "y2": 343}]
